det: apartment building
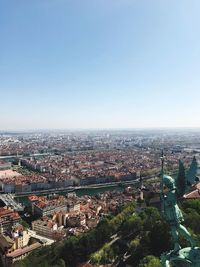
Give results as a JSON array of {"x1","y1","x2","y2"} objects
[
  {"x1": 0, "y1": 208, "x2": 21, "y2": 234},
  {"x1": 32, "y1": 219, "x2": 58, "y2": 239}
]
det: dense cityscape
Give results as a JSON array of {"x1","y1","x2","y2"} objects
[
  {"x1": 0, "y1": 131, "x2": 200, "y2": 194},
  {"x1": 0, "y1": 130, "x2": 199, "y2": 266}
]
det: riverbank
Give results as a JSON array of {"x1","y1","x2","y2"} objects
[
  {"x1": 14, "y1": 180, "x2": 140, "y2": 206},
  {"x1": 14, "y1": 179, "x2": 140, "y2": 197}
]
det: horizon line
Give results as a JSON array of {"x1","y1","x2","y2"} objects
[{"x1": 1, "y1": 127, "x2": 200, "y2": 133}]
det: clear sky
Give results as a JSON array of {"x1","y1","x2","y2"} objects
[{"x1": 0, "y1": 0, "x2": 200, "y2": 130}]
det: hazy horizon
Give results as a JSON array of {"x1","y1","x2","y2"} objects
[
  {"x1": 1, "y1": 0, "x2": 200, "y2": 130},
  {"x1": 1, "y1": 127, "x2": 200, "y2": 133}
]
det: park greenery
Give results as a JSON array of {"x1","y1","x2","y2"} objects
[{"x1": 13, "y1": 199, "x2": 200, "y2": 267}]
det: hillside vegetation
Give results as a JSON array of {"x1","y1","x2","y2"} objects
[{"x1": 13, "y1": 199, "x2": 200, "y2": 267}]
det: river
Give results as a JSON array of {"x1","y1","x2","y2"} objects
[{"x1": 14, "y1": 183, "x2": 131, "y2": 206}]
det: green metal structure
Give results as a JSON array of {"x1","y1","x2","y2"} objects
[{"x1": 160, "y1": 152, "x2": 200, "y2": 267}]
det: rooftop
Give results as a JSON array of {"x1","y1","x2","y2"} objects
[{"x1": 6, "y1": 242, "x2": 41, "y2": 258}]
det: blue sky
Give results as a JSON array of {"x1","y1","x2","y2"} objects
[{"x1": 0, "y1": 0, "x2": 200, "y2": 130}]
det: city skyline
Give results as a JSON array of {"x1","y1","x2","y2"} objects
[{"x1": 1, "y1": 0, "x2": 200, "y2": 130}]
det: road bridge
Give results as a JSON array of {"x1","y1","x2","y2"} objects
[{"x1": 0, "y1": 194, "x2": 24, "y2": 211}]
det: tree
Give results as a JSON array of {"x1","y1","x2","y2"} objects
[
  {"x1": 138, "y1": 255, "x2": 161, "y2": 267},
  {"x1": 186, "y1": 156, "x2": 198, "y2": 187},
  {"x1": 53, "y1": 259, "x2": 66, "y2": 267},
  {"x1": 129, "y1": 238, "x2": 140, "y2": 253},
  {"x1": 121, "y1": 215, "x2": 142, "y2": 237},
  {"x1": 176, "y1": 160, "x2": 186, "y2": 197},
  {"x1": 182, "y1": 199, "x2": 200, "y2": 214}
]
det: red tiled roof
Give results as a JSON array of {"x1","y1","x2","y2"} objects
[
  {"x1": 184, "y1": 189, "x2": 200, "y2": 199},
  {"x1": 6, "y1": 242, "x2": 41, "y2": 258}
]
